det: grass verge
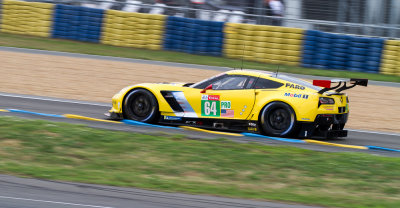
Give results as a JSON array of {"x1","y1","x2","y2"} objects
[
  {"x1": 0, "y1": 116, "x2": 399, "y2": 208},
  {"x1": 1, "y1": 32, "x2": 399, "y2": 83}
]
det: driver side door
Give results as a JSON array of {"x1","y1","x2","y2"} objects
[{"x1": 184, "y1": 75, "x2": 257, "y2": 120}]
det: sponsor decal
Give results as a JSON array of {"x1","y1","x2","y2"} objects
[
  {"x1": 248, "y1": 122, "x2": 257, "y2": 127},
  {"x1": 201, "y1": 95, "x2": 233, "y2": 117},
  {"x1": 221, "y1": 101, "x2": 231, "y2": 109},
  {"x1": 201, "y1": 100, "x2": 220, "y2": 117},
  {"x1": 301, "y1": 118, "x2": 310, "y2": 121},
  {"x1": 323, "y1": 105, "x2": 334, "y2": 111},
  {"x1": 284, "y1": 93, "x2": 309, "y2": 99},
  {"x1": 248, "y1": 127, "x2": 257, "y2": 131},
  {"x1": 208, "y1": 95, "x2": 220, "y2": 101},
  {"x1": 221, "y1": 109, "x2": 234, "y2": 117},
  {"x1": 285, "y1": 83, "x2": 305, "y2": 90},
  {"x1": 164, "y1": 116, "x2": 182, "y2": 121},
  {"x1": 185, "y1": 120, "x2": 203, "y2": 125},
  {"x1": 201, "y1": 95, "x2": 221, "y2": 117}
]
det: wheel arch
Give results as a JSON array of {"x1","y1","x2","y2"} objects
[
  {"x1": 256, "y1": 99, "x2": 298, "y2": 122},
  {"x1": 121, "y1": 86, "x2": 172, "y2": 117},
  {"x1": 258, "y1": 100, "x2": 299, "y2": 137},
  {"x1": 122, "y1": 87, "x2": 161, "y2": 122}
]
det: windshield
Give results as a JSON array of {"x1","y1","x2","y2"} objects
[{"x1": 275, "y1": 74, "x2": 322, "y2": 91}]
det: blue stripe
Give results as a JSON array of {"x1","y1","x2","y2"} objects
[
  {"x1": 367, "y1": 146, "x2": 400, "y2": 152},
  {"x1": 122, "y1": 119, "x2": 181, "y2": 129},
  {"x1": 7, "y1": 109, "x2": 64, "y2": 118},
  {"x1": 241, "y1": 133, "x2": 306, "y2": 143}
]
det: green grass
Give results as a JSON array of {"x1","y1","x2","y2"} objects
[
  {"x1": 0, "y1": 116, "x2": 399, "y2": 208},
  {"x1": 1, "y1": 32, "x2": 399, "y2": 83}
]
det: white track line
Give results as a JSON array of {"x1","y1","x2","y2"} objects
[
  {"x1": 0, "y1": 195, "x2": 114, "y2": 208},
  {"x1": 0, "y1": 92, "x2": 110, "y2": 107},
  {"x1": 346, "y1": 129, "x2": 400, "y2": 137}
]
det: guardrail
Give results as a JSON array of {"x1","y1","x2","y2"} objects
[{"x1": 0, "y1": 0, "x2": 399, "y2": 76}]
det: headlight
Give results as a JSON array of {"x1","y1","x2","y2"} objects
[{"x1": 319, "y1": 97, "x2": 335, "y2": 105}]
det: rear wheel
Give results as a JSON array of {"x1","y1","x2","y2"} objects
[
  {"x1": 259, "y1": 102, "x2": 297, "y2": 137},
  {"x1": 123, "y1": 89, "x2": 159, "y2": 123}
]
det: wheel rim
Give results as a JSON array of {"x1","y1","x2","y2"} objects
[
  {"x1": 131, "y1": 94, "x2": 151, "y2": 117},
  {"x1": 268, "y1": 108, "x2": 291, "y2": 131}
]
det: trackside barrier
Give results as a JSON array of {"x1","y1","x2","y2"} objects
[
  {"x1": 52, "y1": 4, "x2": 104, "y2": 43},
  {"x1": 102, "y1": 10, "x2": 165, "y2": 50},
  {"x1": 1, "y1": 108, "x2": 400, "y2": 153},
  {"x1": 380, "y1": 40, "x2": 400, "y2": 76},
  {"x1": 0, "y1": 1, "x2": 398, "y2": 75},
  {"x1": 224, "y1": 23, "x2": 304, "y2": 66},
  {"x1": 1, "y1": 0, "x2": 53, "y2": 37},
  {"x1": 301, "y1": 30, "x2": 385, "y2": 73},
  {"x1": 164, "y1": 16, "x2": 224, "y2": 56}
]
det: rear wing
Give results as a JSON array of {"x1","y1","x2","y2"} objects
[{"x1": 313, "y1": 78, "x2": 368, "y2": 94}]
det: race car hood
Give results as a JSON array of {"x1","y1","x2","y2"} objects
[{"x1": 156, "y1": 82, "x2": 188, "y2": 87}]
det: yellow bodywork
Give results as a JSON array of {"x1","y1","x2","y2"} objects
[{"x1": 109, "y1": 70, "x2": 349, "y2": 123}]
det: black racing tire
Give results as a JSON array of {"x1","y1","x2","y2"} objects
[
  {"x1": 123, "y1": 89, "x2": 159, "y2": 123},
  {"x1": 259, "y1": 102, "x2": 297, "y2": 137}
]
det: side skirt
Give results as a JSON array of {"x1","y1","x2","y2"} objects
[{"x1": 159, "y1": 116, "x2": 260, "y2": 133}]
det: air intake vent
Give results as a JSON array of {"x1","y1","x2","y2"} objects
[{"x1": 161, "y1": 91, "x2": 184, "y2": 112}]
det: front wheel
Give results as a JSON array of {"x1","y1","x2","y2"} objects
[
  {"x1": 259, "y1": 102, "x2": 297, "y2": 137},
  {"x1": 123, "y1": 89, "x2": 159, "y2": 123}
]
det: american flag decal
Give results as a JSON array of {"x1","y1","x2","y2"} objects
[{"x1": 221, "y1": 109, "x2": 234, "y2": 117}]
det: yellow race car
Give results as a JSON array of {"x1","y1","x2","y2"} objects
[{"x1": 107, "y1": 70, "x2": 368, "y2": 138}]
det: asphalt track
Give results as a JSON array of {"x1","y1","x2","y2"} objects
[
  {"x1": 0, "y1": 92, "x2": 399, "y2": 157},
  {"x1": 0, "y1": 174, "x2": 320, "y2": 208}
]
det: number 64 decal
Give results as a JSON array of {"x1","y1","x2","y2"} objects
[{"x1": 201, "y1": 100, "x2": 220, "y2": 117}]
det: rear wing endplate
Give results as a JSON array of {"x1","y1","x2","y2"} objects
[{"x1": 313, "y1": 78, "x2": 368, "y2": 94}]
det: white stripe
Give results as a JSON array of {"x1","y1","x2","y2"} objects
[
  {"x1": 0, "y1": 92, "x2": 110, "y2": 107},
  {"x1": 0, "y1": 195, "x2": 114, "y2": 208},
  {"x1": 346, "y1": 129, "x2": 400, "y2": 137}
]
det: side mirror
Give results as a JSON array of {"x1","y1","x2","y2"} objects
[{"x1": 200, "y1": 84, "x2": 213, "y2": 93}]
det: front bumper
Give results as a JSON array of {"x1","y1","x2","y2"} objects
[
  {"x1": 105, "y1": 111, "x2": 123, "y2": 120},
  {"x1": 298, "y1": 113, "x2": 349, "y2": 138}
]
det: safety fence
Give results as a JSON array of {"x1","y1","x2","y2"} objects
[{"x1": 0, "y1": 0, "x2": 399, "y2": 76}]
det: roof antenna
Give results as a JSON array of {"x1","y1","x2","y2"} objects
[
  {"x1": 240, "y1": 44, "x2": 245, "y2": 70},
  {"x1": 275, "y1": 65, "x2": 280, "y2": 77}
]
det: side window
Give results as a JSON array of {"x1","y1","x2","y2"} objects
[
  {"x1": 254, "y1": 78, "x2": 284, "y2": 89},
  {"x1": 212, "y1": 76, "x2": 249, "y2": 90},
  {"x1": 245, "y1": 77, "x2": 256, "y2": 89},
  {"x1": 191, "y1": 74, "x2": 227, "y2": 89}
]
